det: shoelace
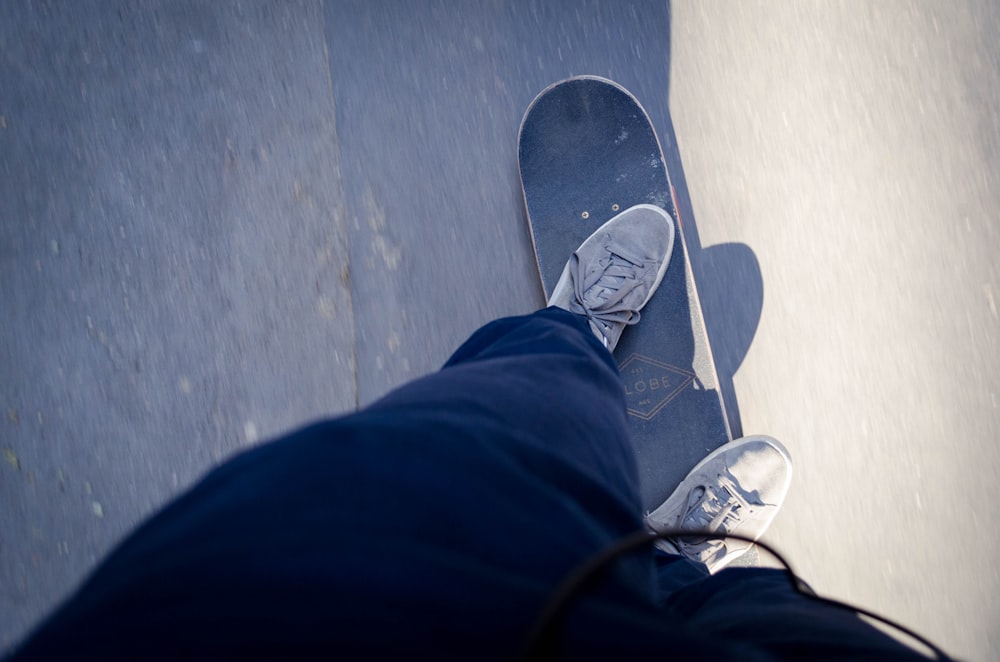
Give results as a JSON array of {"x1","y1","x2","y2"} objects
[
  {"x1": 675, "y1": 474, "x2": 755, "y2": 562},
  {"x1": 567, "y1": 236, "x2": 650, "y2": 342}
]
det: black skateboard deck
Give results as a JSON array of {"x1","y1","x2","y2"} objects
[{"x1": 518, "y1": 76, "x2": 732, "y2": 512}]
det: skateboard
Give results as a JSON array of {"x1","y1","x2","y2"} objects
[{"x1": 518, "y1": 76, "x2": 732, "y2": 512}]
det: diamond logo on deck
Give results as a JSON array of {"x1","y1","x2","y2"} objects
[{"x1": 618, "y1": 353, "x2": 694, "y2": 421}]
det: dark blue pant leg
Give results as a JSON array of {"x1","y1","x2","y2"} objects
[
  {"x1": 382, "y1": 307, "x2": 928, "y2": 660},
  {"x1": 11, "y1": 308, "x2": 700, "y2": 660},
  {"x1": 659, "y1": 565, "x2": 930, "y2": 660},
  {"x1": 652, "y1": 510, "x2": 929, "y2": 659},
  {"x1": 373, "y1": 306, "x2": 642, "y2": 518},
  {"x1": 9, "y1": 307, "x2": 931, "y2": 660}
]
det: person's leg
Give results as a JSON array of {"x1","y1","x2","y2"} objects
[
  {"x1": 10, "y1": 307, "x2": 660, "y2": 660},
  {"x1": 646, "y1": 437, "x2": 929, "y2": 660},
  {"x1": 370, "y1": 306, "x2": 640, "y2": 516},
  {"x1": 10, "y1": 207, "x2": 686, "y2": 660},
  {"x1": 652, "y1": 549, "x2": 712, "y2": 595},
  {"x1": 663, "y1": 567, "x2": 930, "y2": 660}
]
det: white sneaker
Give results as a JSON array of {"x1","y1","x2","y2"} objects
[
  {"x1": 548, "y1": 204, "x2": 674, "y2": 352},
  {"x1": 645, "y1": 435, "x2": 792, "y2": 574}
]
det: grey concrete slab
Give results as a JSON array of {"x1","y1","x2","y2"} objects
[
  {"x1": 669, "y1": 1, "x2": 1000, "y2": 659},
  {"x1": 1, "y1": 0, "x2": 354, "y2": 649}
]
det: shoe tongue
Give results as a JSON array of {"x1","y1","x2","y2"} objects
[
  {"x1": 682, "y1": 486, "x2": 716, "y2": 529},
  {"x1": 581, "y1": 239, "x2": 646, "y2": 308},
  {"x1": 605, "y1": 233, "x2": 648, "y2": 264},
  {"x1": 682, "y1": 483, "x2": 743, "y2": 532}
]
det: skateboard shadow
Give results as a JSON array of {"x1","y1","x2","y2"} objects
[
  {"x1": 660, "y1": 113, "x2": 764, "y2": 439},
  {"x1": 695, "y1": 242, "x2": 764, "y2": 440},
  {"x1": 640, "y1": 1, "x2": 765, "y2": 440}
]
